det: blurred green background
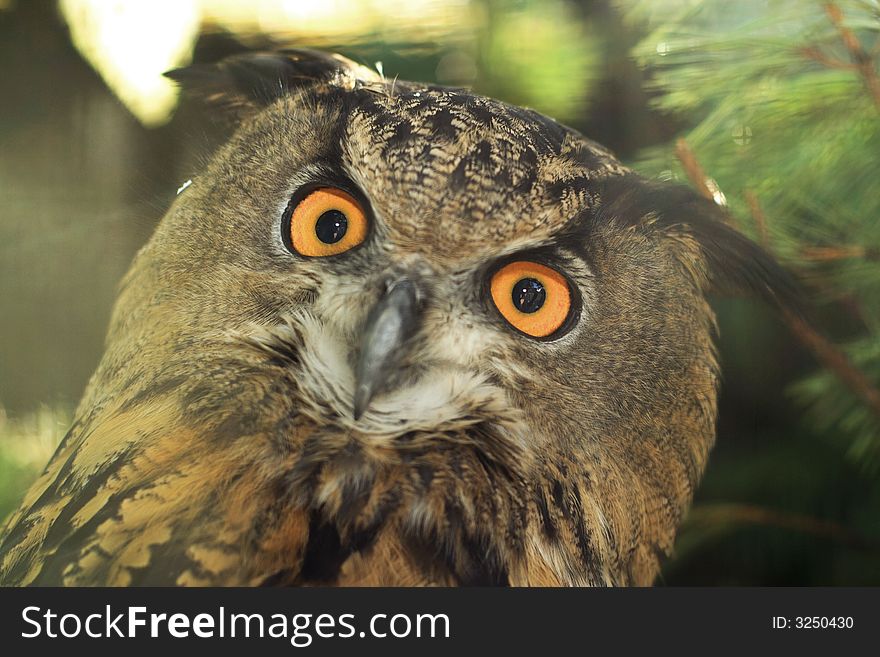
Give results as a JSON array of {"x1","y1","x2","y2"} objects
[{"x1": 1, "y1": 0, "x2": 878, "y2": 585}]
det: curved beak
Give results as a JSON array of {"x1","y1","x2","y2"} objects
[{"x1": 353, "y1": 278, "x2": 421, "y2": 420}]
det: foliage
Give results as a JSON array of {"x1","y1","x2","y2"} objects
[
  {"x1": 617, "y1": 0, "x2": 880, "y2": 582},
  {"x1": 478, "y1": 0, "x2": 601, "y2": 122}
]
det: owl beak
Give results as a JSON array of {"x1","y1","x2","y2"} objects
[{"x1": 353, "y1": 277, "x2": 421, "y2": 420}]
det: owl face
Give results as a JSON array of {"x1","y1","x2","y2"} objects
[
  {"x1": 146, "y1": 82, "x2": 677, "y2": 446},
  {"x1": 2, "y1": 51, "x2": 794, "y2": 587},
  {"x1": 126, "y1": 53, "x2": 790, "y2": 581}
]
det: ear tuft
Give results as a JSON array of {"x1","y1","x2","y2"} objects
[
  {"x1": 596, "y1": 173, "x2": 804, "y2": 315},
  {"x1": 165, "y1": 49, "x2": 382, "y2": 118}
]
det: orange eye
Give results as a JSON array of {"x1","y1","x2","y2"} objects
[
  {"x1": 286, "y1": 187, "x2": 368, "y2": 257},
  {"x1": 490, "y1": 261, "x2": 572, "y2": 338}
]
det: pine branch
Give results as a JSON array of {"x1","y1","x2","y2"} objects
[
  {"x1": 800, "y1": 45, "x2": 856, "y2": 71},
  {"x1": 824, "y1": 2, "x2": 880, "y2": 112},
  {"x1": 680, "y1": 145, "x2": 880, "y2": 422},
  {"x1": 800, "y1": 245, "x2": 880, "y2": 262},
  {"x1": 744, "y1": 190, "x2": 770, "y2": 248},
  {"x1": 675, "y1": 138, "x2": 713, "y2": 200},
  {"x1": 674, "y1": 138, "x2": 737, "y2": 227},
  {"x1": 685, "y1": 503, "x2": 880, "y2": 551},
  {"x1": 783, "y1": 307, "x2": 880, "y2": 419}
]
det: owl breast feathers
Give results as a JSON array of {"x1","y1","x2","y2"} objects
[{"x1": 0, "y1": 50, "x2": 797, "y2": 586}]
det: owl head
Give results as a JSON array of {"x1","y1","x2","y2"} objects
[{"x1": 1, "y1": 50, "x2": 798, "y2": 586}]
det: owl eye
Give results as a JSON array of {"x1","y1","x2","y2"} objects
[
  {"x1": 285, "y1": 187, "x2": 368, "y2": 257},
  {"x1": 490, "y1": 261, "x2": 572, "y2": 338}
]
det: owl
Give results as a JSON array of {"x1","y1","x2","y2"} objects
[{"x1": 0, "y1": 50, "x2": 796, "y2": 586}]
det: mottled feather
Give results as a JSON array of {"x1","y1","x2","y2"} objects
[{"x1": 0, "y1": 50, "x2": 796, "y2": 586}]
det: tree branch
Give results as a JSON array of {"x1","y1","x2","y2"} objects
[
  {"x1": 675, "y1": 138, "x2": 713, "y2": 200},
  {"x1": 784, "y1": 307, "x2": 880, "y2": 417},
  {"x1": 800, "y1": 45, "x2": 856, "y2": 70},
  {"x1": 685, "y1": 503, "x2": 880, "y2": 551},
  {"x1": 675, "y1": 138, "x2": 738, "y2": 227},
  {"x1": 824, "y1": 2, "x2": 880, "y2": 112},
  {"x1": 676, "y1": 145, "x2": 880, "y2": 423},
  {"x1": 801, "y1": 245, "x2": 880, "y2": 262},
  {"x1": 744, "y1": 190, "x2": 770, "y2": 247}
]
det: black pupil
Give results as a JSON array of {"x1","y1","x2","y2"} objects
[
  {"x1": 315, "y1": 210, "x2": 348, "y2": 244},
  {"x1": 512, "y1": 278, "x2": 546, "y2": 313}
]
